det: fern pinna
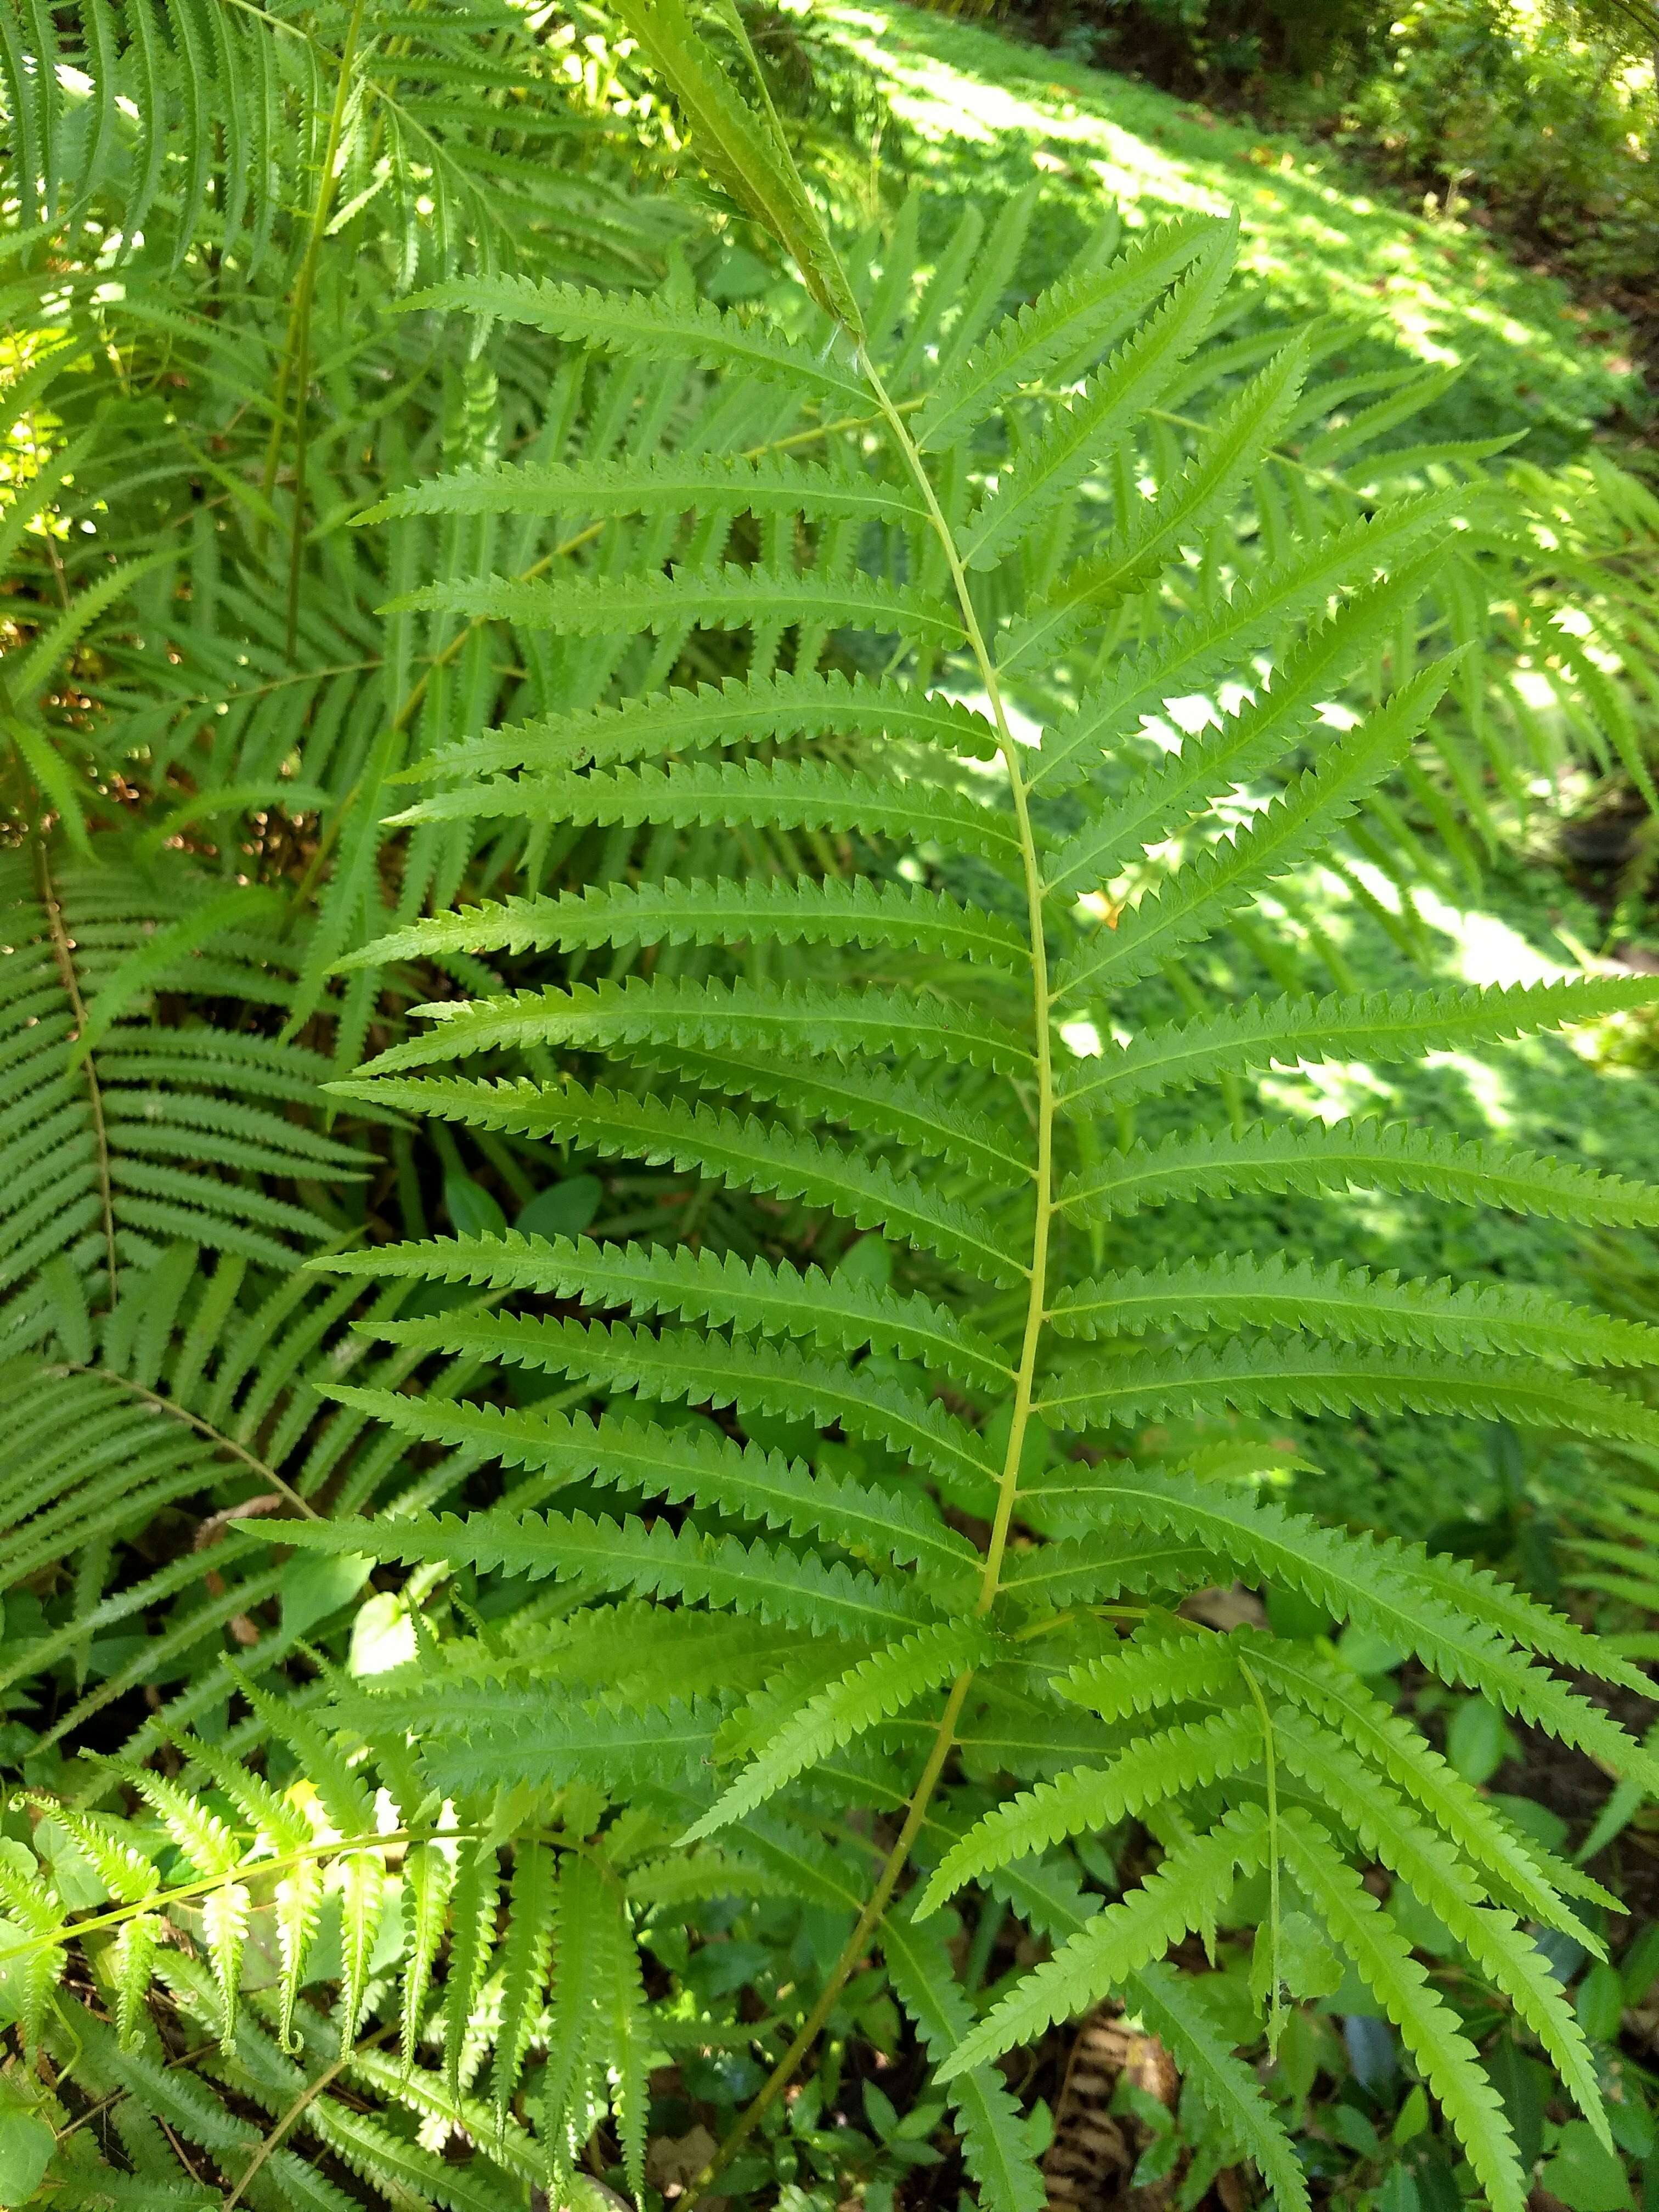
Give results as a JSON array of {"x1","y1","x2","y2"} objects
[{"x1": 10, "y1": 15, "x2": 1659, "y2": 2212}]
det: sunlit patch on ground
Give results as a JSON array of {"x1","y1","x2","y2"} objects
[{"x1": 820, "y1": 1, "x2": 1637, "y2": 453}]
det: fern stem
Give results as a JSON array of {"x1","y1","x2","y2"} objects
[
  {"x1": 854, "y1": 345, "x2": 1055, "y2": 1611},
  {"x1": 681, "y1": 1667, "x2": 975, "y2": 2210},
  {"x1": 692, "y1": 353, "x2": 1062, "y2": 2202},
  {"x1": 0, "y1": 1826, "x2": 476, "y2": 1968},
  {"x1": 33, "y1": 836, "x2": 119, "y2": 1302},
  {"x1": 223, "y1": 2020, "x2": 397, "y2": 2209},
  {"x1": 55, "y1": 1365, "x2": 321, "y2": 1520}
]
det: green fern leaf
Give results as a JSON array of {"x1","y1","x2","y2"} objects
[
  {"x1": 1053, "y1": 1475, "x2": 1659, "y2": 1788},
  {"x1": 401, "y1": 1834, "x2": 458, "y2": 2070},
  {"x1": 1126, "y1": 1959, "x2": 1309, "y2": 2212},
  {"x1": 686, "y1": 1621, "x2": 989, "y2": 1839},
  {"x1": 1066, "y1": 335, "x2": 1311, "y2": 611},
  {"x1": 917, "y1": 1707, "x2": 1260, "y2": 1914},
  {"x1": 1024, "y1": 489, "x2": 1464, "y2": 780},
  {"x1": 443, "y1": 1842, "x2": 501, "y2": 2100},
  {"x1": 1048, "y1": 1251, "x2": 1659, "y2": 1367},
  {"x1": 357, "y1": 975, "x2": 1033, "y2": 1080},
  {"x1": 365, "y1": 450, "x2": 929, "y2": 531},
  {"x1": 315, "y1": 1236, "x2": 1013, "y2": 1393},
  {"x1": 625, "y1": 1042, "x2": 1034, "y2": 1187},
  {"x1": 393, "y1": 670, "x2": 1000, "y2": 785},
  {"x1": 1243, "y1": 1641, "x2": 1604, "y2": 1941},
  {"x1": 1278, "y1": 1810, "x2": 1527, "y2": 2212},
  {"x1": 884, "y1": 1907, "x2": 1048, "y2": 2212},
  {"x1": 365, "y1": 1313, "x2": 1002, "y2": 1494},
  {"x1": 396, "y1": 563, "x2": 963, "y2": 650},
  {"x1": 1058, "y1": 975, "x2": 1659, "y2": 1117},
  {"x1": 1045, "y1": 556, "x2": 1444, "y2": 900},
  {"x1": 1056, "y1": 1628, "x2": 1247, "y2": 1721},
  {"x1": 938, "y1": 1806, "x2": 1271, "y2": 2079},
  {"x1": 319, "y1": 1387, "x2": 981, "y2": 1580},
  {"x1": 343, "y1": 875, "x2": 1026, "y2": 974},
  {"x1": 1273, "y1": 1709, "x2": 1607, "y2": 2140},
  {"x1": 1059, "y1": 1116, "x2": 1659, "y2": 1227},
  {"x1": 407, "y1": 275, "x2": 872, "y2": 404},
  {"x1": 414, "y1": 1695, "x2": 725, "y2": 1799},
  {"x1": 394, "y1": 754, "x2": 1023, "y2": 865},
  {"x1": 263, "y1": 1506, "x2": 945, "y2": 1638},
  {"x1": 1053, "y1": 658, "x2": 1454, "y2": 1000},
  {"x1": 917, "y1": 212, "x2": 1221, "y2": 450},
  {"x1": 1039, "y1": 1336, "x2": 1659, "y2": 1448},
  {"x1": 324, "y1": 1079, "x2": 1028, "y2": 1284},
  {"x1": 963, "y1": 223, "x2": 1235, "y2": 568}
]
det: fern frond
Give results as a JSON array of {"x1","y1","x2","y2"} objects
[
  {"x1": 408, "y1": 275, "x2": 872, "y2": 404},
  {"x1": 317, "y1": 1391, "x2": 981, "y2": 1577},
  {"x1": 685, "y1": 1621, "x2": 989, "y2": 1839},
  {"x1": 617, "y1": 1042, "x2": 1034, "y2": 1187},
  {"x1": 1068, "y1": 336, "x2": 1311, "y2": 611},
  {"x1": 363, "y1": 1313, "x2": 1002, "y2": 1493},
  {"x1": 1059, "y1": 974, "x2": 1659, "y2": 1116},
  {"x1": 1053, "y1": 658, "x2": 1453, "y2": 999},
  {"x1": 917, "y1": 1707, "x2": 1260, "y2": 1914},
  {"x1": 1048, "y1": 1252, "x2": 1659, "y2": 1367},
  {"x1": 938, "y1": 1807, "x2": 1271, "y2": 2079},
  {"x1": 963, "y1": 223, "x2": 1236, "y2": 569},
  {"x1": 1024, "y1": 490, "x2": 1464, "y2": 781},
  {"x1": 884, "y1": 1908, "x2": 1048, "y2": 2212},
  {"x1": 1278, "y1": 1812, "x2": 1527, "y2": 2212},
  {"x1": 357, "y1": 975, "x2": 1034, "y2": 1080},
  {"x1": 1056, "y1": 1629, "x2": 1247, "y2": 1722},
  {"x1": 344, "y1": 876, "x2": 1028, "y2": 974},
  {"x1": 394, "y1": 754, "x2": 1022, "y2": 864},
  {"x1": 1129, "y1": 1958, "x2": 1309, "y2": 2212},
  {"x1": 365, "y1": 450, "x2": 929, "y2": 531},
  {"x1": 1045, "y1": 556, "x2": 1444, "y2": 900},
  {"x1": 1055, "y1": 1474, "x2": 1659, "y2": 1785},
  {"x1": 263, "y1": 1507, "x2": 947, "y2": 1638},
  {"x1": 1040, "y1": 1335, "x2": 1659, "y2": 1448},
  {"x1": 916, "y1": 212, "x2": 1221, "y2": 452},
  {"x1": 325, "y1": 1079, "x2": 1028, "y2": 1284},
  {"x1": 1272, "y1": 1711, "x2": 1608, "y2": 2139},
  {"x1": 397, "y1": 670, "x2": 1001, "y2": 785},
  {"x1": 1060, "y1": 1116, "x2": 1659, "y2": 1226},
  {"x1": 396, "y1": 563, "x2": 964, "y2": 650},
  {"x1": 315, "y1": 1237, "x2": 1013, "y2": 1392},
  {"x1": 1243, "y1": 1641, "x2": 1606, "y2": 1939}
]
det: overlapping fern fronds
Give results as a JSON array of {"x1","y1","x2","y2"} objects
[
  {"x1": 9, "y1": 9, "x2": 1659, "y2": 2209},
  {"x1": 0, "y1": 843, "x2": 363, "y2": 1329},
  {"x1": 2, "y1": 0, "x2": 659, "y2": 282},
  {"x1": 40, "y1": 15, "x2": 1641, "y2": 2207}
]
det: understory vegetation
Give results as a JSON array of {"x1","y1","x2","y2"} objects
[{"x1": 5, "y1": 6, "x2": 1659, "y2": 2212}]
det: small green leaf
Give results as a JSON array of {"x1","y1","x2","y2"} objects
[
  {"x1": 0, "y1": 2087, "x2": 52, "y2": 2208},
  {"x1": 1540, "y1": 2121, "x2": 1633, "y2": 2212},
  {"x1": 1393, "y1": 2087, "x2": 1430, "y2": 2145},
  {"x1": 444, "y1": 1170, "x2": 506, "y2": 1239},
  {"x1": 518, "y1": 1175, "x2": 602, "y2": 1239},
  {"x1": 1447, "y1": 1697, "x2": 1517, "y2": 1786},
  {"x1": 1576, "y1": 1963, "x2": 1626, "y2": 2044}
]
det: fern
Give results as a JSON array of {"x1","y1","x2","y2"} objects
[
  {"x1": 116, "y1": 40, "x2": 1646, "y2": 2208},
  {"x1": 9, "y1": 16, "x2": 1659, "y2": 2208}
]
